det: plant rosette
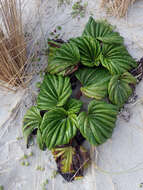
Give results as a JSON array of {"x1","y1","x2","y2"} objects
[{"x1": 22, "y1": 17, "x2": 138, "y2": 182}]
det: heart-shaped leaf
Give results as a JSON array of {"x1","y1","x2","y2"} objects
[
  {"x1": 83, "y1": 16, "x2": 123, "y2": 44},
  {"x1": 37, "y1": 74, "x2": 72, "y2": 111},
  {"x1": 23, "y1": 106, "x2": 42, "y2": 146},
  {"x1": 75, "y1": 67, "x2": 111, "y2": 99},
  {"x1": 70, "y1": 36, "x2": 101, "y2": 67},
  {"x1": 47, "y1": 42, "x2": 80, "y2": 75},
  {"x1": 78, "y1": 100, "x2": 118, "y2": 146},
  {"x1": 40, "y1": 108, "x2": 78, "y2": 149},
  {"x1": 108, "y1": 72, "x2": 136, "y2": 107},
  {"x1": 64, "y1": 98, "x2": 83, "y2": 114},
  {"x1": 100, "y1": 44, "x2": 137, "y2": 74}
]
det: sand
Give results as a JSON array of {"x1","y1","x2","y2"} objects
[{"x1": 0, "y1": 0, "x2": 143, "y2": 189}]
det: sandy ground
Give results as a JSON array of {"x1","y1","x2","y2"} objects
[{"x1": 1, "y1": 0, "x2": 143, "y2": 189}]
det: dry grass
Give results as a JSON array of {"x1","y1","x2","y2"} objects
[
  {"x1": 0, "y1": 0, "x2": 28, "y2": 90},
  {"x1": 101, "y1": 0, "x2": 137, "y2": 17}
]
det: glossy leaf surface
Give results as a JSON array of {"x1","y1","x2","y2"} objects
[
  {"x1": 37, "y1": 74, "x2": 72, "y2": 110},
  {"x1": 70, "y1": 36, "x2": 101, "y2": 67},
  {"x1": 83, "y1": 16, "x2": 123, "y2": 44},
  {"x1": 100, "y1": 44, "x2": 137, "y2": 74},
  {"x1": 108, "y1": 72, "x2": 136, "y2": 107},
  {"x1": 64, "y1": 98, "x2": 83, "y2": 114},
  {"x1": 78, "y1": 100, "x2": 118, "y2": 146},
  {"x1": 76, "y1": 67, "x2": 111, "y2": 99},
  {"x1": 48, "y1": 42, "x2": 80, "y2": 75},
  {"x1": 40, "y1": 108, "x2": 78, "y2": 149},
  {"x1": 23, "y1": 106, "x2": 42, "y2": 146}
]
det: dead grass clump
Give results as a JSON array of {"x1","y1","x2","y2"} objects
[
  {"x1": 0, "y1": 0, "x2": 28, "y2": 90},
  {"x1": 101, "y1": 0, "x2": 137, "y2": 17}
]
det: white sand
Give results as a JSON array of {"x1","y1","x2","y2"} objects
[{"x1": 0, "y1": 0, "x2": 143, "y2": 189}]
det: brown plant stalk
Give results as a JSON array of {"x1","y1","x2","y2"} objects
[
  {"x1": 0, "y1": 0, "x2": 28, "y2": 89},
  {"x1": 101, "y1": 0, "x2": 137, "y2": 17}
]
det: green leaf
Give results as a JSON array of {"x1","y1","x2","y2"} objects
[
  {"x1": 100, "y1": 44, "x2": 137, "y2": 74},
  {"x1": 46, "y1": 39, "x2": 63, "y2": 68},
  {"x1": 108, "y1": 72, "x2": 136, "y2": 107},
  {"x1": 83, "y1": 16, "x2": 123, "y2": 44},
  {"x1": 47, "y1": 39, "x2": 62, "y2": 60},
  {"x1": 40, "y1": 108, "x2": 78, "y2": 149},
  {"x1": 47, "y1": 42, "x2": 80, "y2": 75},
  {"x1": 78, "y1": 100, "x2": 118, "y2": 146},
  {"x1": 70, "y1": 36, "x2": 101, "y2": 67},
  {"x1": 75, "y1": 67, "x2": 111, "y2": 99},
  {"x1": 37, "y1": 74, "x2": 72, "y2": 111},
  {"x1": 64, "y1": 98, "x2": 83, "y2": 114},
  {"x1": 37, "y1": 129, "x2": 45, "y2": 150},
  {"x1": 75, "y1": 67, "x2": 97, "y2": 86},
  {"x1": 23, "y1": 106, "x2": 42, "y2": 146}
]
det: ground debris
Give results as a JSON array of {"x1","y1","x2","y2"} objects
[
  {"x1": 119, "y1": 107, "x2": 131, "y2": 122},
  {"x1": 52, "y1": 133, "x2": 90, "y2": 182},
  {"x1": 131, "y1": 57, "x2": 143, "y2": 82}
]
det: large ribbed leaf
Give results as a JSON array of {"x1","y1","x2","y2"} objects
[
  {"x1": 78, "y1": 100, "x2": 118, "y2": 146},
  {"x1": 75, "y1": 67, "x2": 97, "y2": 86},
  {"x1": 40, "y1": 108, "x2": 78, "y2": 149},
  {"x1": 75, "y1": 67, "x2": 111, "y2": 99},
  {"x1": 47, "y1": 42, "x2": 80, "y2": 75},
  {"x1": 70, "y1": 36, "x2": 101, "y2": 67},
  {"x1": 108, "y1": 72, "x2": 136, "y2": 107},
  {"x1": 37, "y1": 74, "x2": 72, "y2": 110},
  {"x1": 64, "y1": 98, "x2": 83, "y2": 114},
  {"x1": 83, "y1": 16, "x2": 123, "y2": 44},
  {"x1": 23, "y1": 106, "x2": 42, "y2": 146},
  {"x1": 100, "y1": 44, "x2": 137, "y2": 74}
]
